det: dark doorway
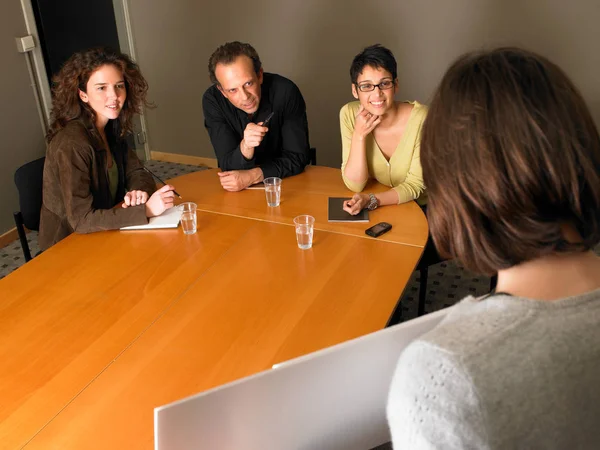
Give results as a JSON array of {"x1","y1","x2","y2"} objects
[{"x1": 31, "y1": 0, "x2": 120, "y2": 82}]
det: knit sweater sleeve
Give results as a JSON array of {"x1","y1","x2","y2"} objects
[
  {"x1": 387, "y1": 340, "x2": 489, "y2": 450},
  {"x1": 339, "y1": 102, "x2": 368, "y2": 192}
]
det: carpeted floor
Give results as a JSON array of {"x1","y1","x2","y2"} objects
[{"x1": 1, "y1": 160, "x2": 496, "y2": 321}]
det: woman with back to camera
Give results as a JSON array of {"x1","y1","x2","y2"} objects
[
  {"x1": 39, "y1": 47, "x2": 176, "y2": 251},
  {"x1": 387, "y1": 47, "x2": 600, "y2": 448},
  {"x1": 340, "y1": 44, "x2": 428, "y2": 214}
]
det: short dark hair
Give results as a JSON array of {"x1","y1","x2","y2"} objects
[
  {"x1": 349, "y1": 44, "x2": 397, "y2": 84},
  {"x1": 420, "y1": 47, "x2": 600, "y2": 275},
  {"x1": 208, "y1": 41, "x2": 262, "y2": 85}
]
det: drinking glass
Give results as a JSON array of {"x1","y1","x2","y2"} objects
[
  {"x1": 180, "y1": 202, "x2": 197, "y2": 235},
  {"x1": 264, "y1": 177, "x2": 282, "y2": 207},
  {"x1": 293, "y1": 215, "x2": 315, "y2": 250}
]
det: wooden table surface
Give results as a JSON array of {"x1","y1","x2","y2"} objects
[
  {"x1": 176, "y1": 166, "x2": 428, "y2": 247},
  {"x1": 0, "y1": 166, "x2": 428, "y2": 449}
]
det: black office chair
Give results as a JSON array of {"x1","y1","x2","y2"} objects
[
  {"x1": 416, "y1": 247, "x2": 498, "y2": 316},
  {"x1": 309, "y1": 147, "x2": 317, "y2": 166},
  {"x1": 415, "y1": 242, "x2": 446, "y2": 316},
  {"x1": 13, "y1": 157, "x2": 45, "y2": 262},
  {"x1": 386, "y1": 206, "x2": 498, "y2": 325},
  {"x1": 490, "y1": 274, "x2": 498, "y2": 291},
  {"x1": 387, "y1": 252, "x2": 498, "y2": 326}
]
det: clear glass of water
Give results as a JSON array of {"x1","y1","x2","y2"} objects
[
  {"x1": 180, "y1": 202, "x2": 197, "y2": 235},
  {"x1": 293, "y1": 215, "x2": 315, "y2": 250},
  {"x1": 263, "y1": 177, "x2": 282, "y2": 207}
]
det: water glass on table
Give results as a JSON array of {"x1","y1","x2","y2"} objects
[
  {"x1": 180, "y1": 202, "x2": 197, "y2": 235},
  {"x1": 294, "y1": 215, "x2": 315, "y2": 250},
  {"x1": 264, "y1": 177, "x2": 282, "y2": 207}
]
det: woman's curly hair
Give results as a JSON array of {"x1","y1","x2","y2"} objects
[{"x1": 46, "y1": 47, "x2": 153, "y2": 143}]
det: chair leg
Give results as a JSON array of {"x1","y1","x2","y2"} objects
[
  {"x1": 418, "y1": 267, "x2": 428, "y2": 316},
  {"x1": 13, "y1": 212, "x2": 32, "y2": 262},
  {"x1": 385, "y1": 297, "x2": 404, "y2": 327},
  {"x1": 490, "y1": 274, "x2": 498, "y2": 292}
]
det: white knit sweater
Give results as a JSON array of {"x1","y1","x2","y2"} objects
[{"x1": 387, "y1": 289, "x2": 600, "y2": 449}]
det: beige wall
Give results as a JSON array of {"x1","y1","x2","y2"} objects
[
  {"x1": 129, "y1": 0, "x2": 600, "y2": 169},
  {"x1": 0, "y1": 1, "x2": 594, "y2": 234},
  {"x1": 0, "y1": 2, "x2": 46, "y2": 234}
]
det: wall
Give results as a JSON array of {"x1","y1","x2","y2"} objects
[
  {"x1": 0, "y1": 2, "x2": 46, "y2": 234},
  {"x1": 128, "y1": 0, "x2": 600, "y2": 169},
  {"x1": 0, "y1": 0, "x2": 595, "y2": 234}
]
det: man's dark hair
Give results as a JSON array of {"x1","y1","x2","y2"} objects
[
  {"x1": 349, "y1": 44, "x2": 397, "y2": 84},
  {"x1": 208, "y1": 41, "x2": 262, "y2": 85},
  {"x1": 420, "y1": 47, "x2": 600, "y2": 275}
]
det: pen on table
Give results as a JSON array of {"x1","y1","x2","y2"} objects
[{"x1": 142, "y1": 166, "x2": 182, "y2": 198}]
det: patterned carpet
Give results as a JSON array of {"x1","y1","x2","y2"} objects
[{"x1": 1, "y1": 160, "x2": 496, "y2": 321}]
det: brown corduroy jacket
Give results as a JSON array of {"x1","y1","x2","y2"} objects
[{"x1": 39, "y1": 120, "x2": 156, "y2": 251}]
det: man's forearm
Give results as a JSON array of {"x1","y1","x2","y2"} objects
[
  {"x1": 247, "y1": 167, "x2": 264, "y2": 184},
  {"x1": 240, "y1": 139, "x2": 255, "y2": 160}
]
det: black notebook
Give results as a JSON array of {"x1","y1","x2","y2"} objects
[{"x1": 327, "y1": 197, "x2": 369, "y2": 222}]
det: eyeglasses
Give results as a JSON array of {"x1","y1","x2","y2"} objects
[{"x1": 356, "y1": 79, "x2": 395, "y2": 92}]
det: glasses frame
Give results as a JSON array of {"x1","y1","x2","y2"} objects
[{"x1": 355, "y1": 79, "x2": 396, "y2": 93}]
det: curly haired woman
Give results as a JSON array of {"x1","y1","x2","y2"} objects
[{"x1": 39, "y1": 47, "x2": 176, "y2": 250}]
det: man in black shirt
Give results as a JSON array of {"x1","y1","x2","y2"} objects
[{"x1": 202, "y1": 41, "x2": 310, "y2": 191}]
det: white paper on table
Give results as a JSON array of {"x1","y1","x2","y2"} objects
[{"x1": 120, "y1": 205, "x2": 183, "y2": 230}]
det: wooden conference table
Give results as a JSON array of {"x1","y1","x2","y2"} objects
[{"x1": 0, "y1": 166, "x2": 428, "y2": 449}]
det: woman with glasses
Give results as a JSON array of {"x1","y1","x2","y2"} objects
[
  {"x1": 387, "y1": 48, "x2": 600, "y2": 448},
  {"x1": 340, "y1": 44, "x2": 427, "y2": 214}
]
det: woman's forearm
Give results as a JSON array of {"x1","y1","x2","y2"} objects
[
  {"x1": 343, "y1": 132, "x2": 369, "y2": 185},
  {"x1": 375, "y1": 189, "x2": 401, "y2": 207}
]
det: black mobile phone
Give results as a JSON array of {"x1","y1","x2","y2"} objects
[
  {"x1": 263, "y1": 112, "x2": 275, "y2": 127},
  {"x1": 365, "y1": 222, "x2": 392, "y2": 238}
]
